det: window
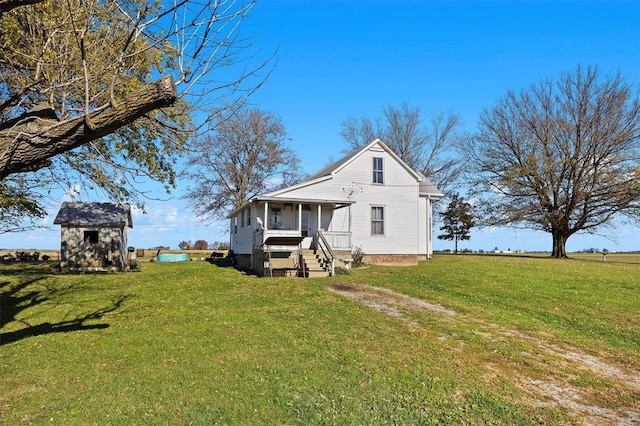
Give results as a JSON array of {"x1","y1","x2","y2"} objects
[
  {"x1": 233, "y1": 217, "x2": 238, "y2": 234},
  {"x1": 373, "y1": 157, "x2": 384, "y2": 184},
  {"x1": 240, "y1": 209, "x2": 245, "y2": 228},
  {"x1": 247, "y1": 208, "x2": 251, "y2": 228},
  {"x1": 271, "y1": 208, "x2": 281, "y2": 226},
  {"x1": 371, "y1": 206, "x2": 384, "y2": 235},
  {"x1": 84, "y1": 230, "x2": 99, "y2": 244}
]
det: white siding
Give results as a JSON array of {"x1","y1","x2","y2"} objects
[
  {"x1": 231, "y1": 140, "x2": 439, "y2": 259},
  {"x1": 276, "y1": 143, "x2": 423, "y2": 255},
  {"x1": 418, "y1": 196, "x2": 427, "y2": 255},
  {"x1": 329, "y1": 206, "x2": 350, "y2": 233},
  {"x1": 232, "y1": 206, "x2": 257, "y2": 254}
]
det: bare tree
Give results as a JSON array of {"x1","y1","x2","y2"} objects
[
  {"x1": 464, "y1": 66, "x2": 640, "y2": 258},
  {"x1": 183, "y1": 108, "x2": 304, "y2": 222},
  {"x1": 340, "y1": 103, "x2": 462, "y2": 196},
  {"x1": 0, "y1": 0, "x2": 269, "y2": 198}
]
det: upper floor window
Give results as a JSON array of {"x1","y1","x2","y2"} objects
[{"x1": 373, "y1": 157, "x2": 384, "y2": 184}]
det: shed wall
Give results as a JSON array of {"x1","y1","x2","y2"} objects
[{"x1": 60, "y1": 225, "x2": 127, "y2": 269}]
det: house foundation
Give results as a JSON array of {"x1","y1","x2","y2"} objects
[
  {"x1": 236, "y1": 253, "x2": 252, "y2": 270},
  {"x1": 364, "y1": 254, "x2": 420, "y2": 266}
]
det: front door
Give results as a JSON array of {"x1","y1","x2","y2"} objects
[{"x1": 301, "y1": 211, "x2": 310, "y2": 237}]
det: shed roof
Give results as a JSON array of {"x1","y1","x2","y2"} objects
[{"x1": 53, "y1": 202, "x2": 133, "y2": 228}]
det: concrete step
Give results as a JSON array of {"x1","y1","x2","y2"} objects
[
  {"x1": 299, "y1": 251, "x2": 331, "y2": 277},
  {"x1": 306, "y1": 270, "x2": 330, "y2": 278},
  {"x1": 301, "y1": 257, "x2": 329, "y2": 267},
  {"x1": 303, "y1": 261, "x2": 328, "y2": 269}
]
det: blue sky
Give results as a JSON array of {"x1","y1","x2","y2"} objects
[{"x1": 3, "y1": 0, "x2": 640, "y2": 253}]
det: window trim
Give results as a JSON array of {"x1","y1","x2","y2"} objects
[
  {"x1": 372, "y1": 157, "x2": 384, "y2": 185},
  {"x1": 371, "y1": 205, "x2": 385, "y2": 236},
  {"x1": 271, "y1": 207, "x2": 282, "y2": 227}
]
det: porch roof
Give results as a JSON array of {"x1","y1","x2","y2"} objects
[
  {"x1": 263, "y1": 236, "x2": 306, "y2": 246},
  {"x1": 228, "y1": 196, "x2": 354, "y2": 218}
]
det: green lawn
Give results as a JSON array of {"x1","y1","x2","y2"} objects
[{"x1": 1, "y1": 256, "x2": 638, "y2": 424}]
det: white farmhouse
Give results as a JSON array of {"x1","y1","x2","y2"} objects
[{"x1": 228, "y1": 138, "x2": 443, "y2": 277}]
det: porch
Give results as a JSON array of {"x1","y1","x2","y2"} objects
[
  {"x1": 229, "y1": 196, "x2": 354, "y2": 276},
  {"x1": 253, "y1": 231, "x2": 353, "y2": 278},
  {"x1": 253, "y1": 229, "x2": 352, "y2": 252},
  {"x1": 253, "y1": 197, "x2": 353, "y2": 247}
]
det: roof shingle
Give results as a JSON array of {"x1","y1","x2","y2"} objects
[{"x1": 53, "y1": 202, "x2": 132, "y2": 227}]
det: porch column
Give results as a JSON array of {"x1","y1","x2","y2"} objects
[
  {"x1": 298, "y1": 203, "x2": 302, "y2": 232},
  {"x1": 317, "y1": 205, "x2": 322, "y2": 230},
  {"x1": 263, "y1": 202, "x2": 269, "y2": 230},
  {"x1": 427, "y1": 198, "x2": 433, "y2": 259}
]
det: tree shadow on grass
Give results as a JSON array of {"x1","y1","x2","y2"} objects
[{"x1": 0, "y1": 266, "x2": 129, "y2": 346}]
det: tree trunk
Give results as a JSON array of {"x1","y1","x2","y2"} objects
[
  {"x1": 0, "y1": 0, "x2": 45, "y2": 13},
  {"x1": 551, "y1": 230, "x2": 568, "y2": 258},
  {"x1": 0, "y1": 76, "x2": 176, "y2": 180}
]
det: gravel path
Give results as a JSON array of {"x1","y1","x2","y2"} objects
[{"x1": 326, "y1": 281, "x2": 640, "y2": 425}]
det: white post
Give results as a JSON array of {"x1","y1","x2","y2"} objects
[
  {"x1": 263, "y1": 202, "x2": 269, "y2": 231},
  {"x1": 298, "y1": 203, "x2": 302, "y2": 232},
  {"x1": 317, "y1": 204, "x2": 322, "y2": 230},
  {"x1": 427, "y1": 198, "x2": 433, "y2": 260}
]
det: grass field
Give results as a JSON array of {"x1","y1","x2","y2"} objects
[
  {"x1": 1, "y1": 256, "x2": 638, "y2": 424},
  {"x1": 507, "y1": 252, "x2": 640, "y2": 264}
]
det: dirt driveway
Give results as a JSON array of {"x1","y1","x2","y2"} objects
[{"x1": 326, "y1": 282, "x2": 640, "y2": 425}]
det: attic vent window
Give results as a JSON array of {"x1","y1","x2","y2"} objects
[{"x1": 84, "y1": 230, "x2": 99, "y2": 244}]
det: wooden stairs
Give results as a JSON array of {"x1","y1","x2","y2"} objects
[
  {"x1": 264, "y1": 250, "x2": 331, "y2": 278},
  {"x1": 299, "y1": 250, "x2": 331, "y2": 278}
]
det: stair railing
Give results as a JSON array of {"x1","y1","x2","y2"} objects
[
  {"x1": 316, "y1": 230, "x2": 335, "y2": 276},
  {"x1": 298, "y1": 240, "x2": 305, "y2": 277}
]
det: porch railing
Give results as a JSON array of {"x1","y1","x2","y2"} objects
[
  {"x1": 316, "y1": 230, "x2": 335, "y2": 276},
  {"x1": 253, "y1": 229, "x2": 301, "y2": 248},
  {"x1": 320, "y1": 231, "x2": 351, "y2": 251}
]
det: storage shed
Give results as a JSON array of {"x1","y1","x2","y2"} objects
[{"x1": 53, "y1": 202, "x2": 133, "y2": 270}]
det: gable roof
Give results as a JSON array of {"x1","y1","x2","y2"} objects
[
  {"x1": 53, "y1": 202, "x2": 133, "y2": 228},
  {"x1": 305, "y1": 145, "x2": 362, "y2": 181},
  {"x1": 266, "y1": 138, "x2": 441, "y2": 199},
  {"x1": 306, "y1": 138, "x2": 423, "y2": 182}
]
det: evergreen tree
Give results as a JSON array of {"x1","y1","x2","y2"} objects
[{"x1": 438, "y1": 194, "x2": 475, "y2": 254}]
